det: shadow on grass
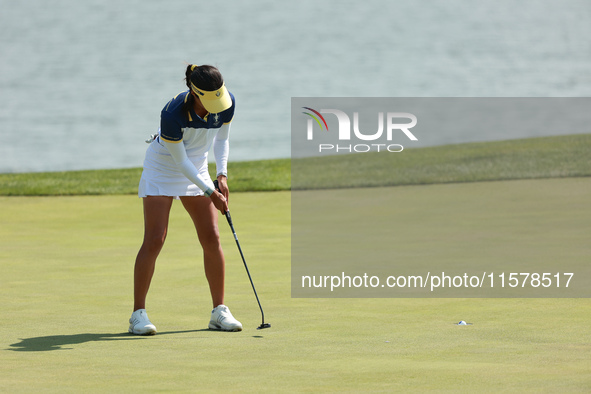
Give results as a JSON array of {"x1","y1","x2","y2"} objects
[{"x1": 7, "y1": 330, "x2": 209, "y2": 352}]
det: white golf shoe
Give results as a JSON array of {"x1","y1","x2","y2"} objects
[
  {"x1": 208, "y1": 305, "x2": 243, "y2": 332},
  {"x1": 129, "y1": 309, "x2": 157, "y2": 335}
]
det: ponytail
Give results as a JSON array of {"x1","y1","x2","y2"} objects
[{"x1": 183, "y1": 64, "x2": 197, "y2": 120}]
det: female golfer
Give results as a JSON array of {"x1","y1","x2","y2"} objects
[{"x1": 129, "y1": 64, "x2": 242, "y2": 335}]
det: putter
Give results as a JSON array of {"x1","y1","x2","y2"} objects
[{"x1": 214, "y1": 180, "x2": 271, "y2": 330}]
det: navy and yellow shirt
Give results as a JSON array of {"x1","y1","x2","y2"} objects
[{"x1": 160, "y1": 90, "x2": 235, "y2": 143}]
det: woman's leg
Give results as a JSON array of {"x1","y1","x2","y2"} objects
[
  {"x1": 134, "y1": 196, "x2": 174, "y2": 311},
  {"x1": 180, "y1": 196, "x2": 225, "y2": 307}
]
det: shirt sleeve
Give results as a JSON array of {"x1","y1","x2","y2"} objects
[
  {"x1": 222, "y1": 92, "x2": 236, "y2": 124},
  {"x1": 213, "y1": 122, "x2": 230, "y2": 177},
  {"x1": 160, "y1": 110, "x2": 183, "y2": 142}
]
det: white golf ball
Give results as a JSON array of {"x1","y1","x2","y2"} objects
[{"x1": 458, "y1": 320, "x2": 467, "y2": 325}]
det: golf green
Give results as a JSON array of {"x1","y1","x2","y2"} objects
[{"x1": 1, "y1": 181, "x2": 589, "y2": 392}]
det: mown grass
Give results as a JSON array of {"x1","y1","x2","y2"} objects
[
  {"x1": 0, "y1": 159, "x2": 290, "y2": 196},
  {"x1": 1, "y1": 181, "x2": 590, "y2": 392},
  {"x1": 0, "y1": 134, "x2": 589, "y2": 195},
  {"x1": 293, "y1": 133, "x2": 591, "y2": 189}
]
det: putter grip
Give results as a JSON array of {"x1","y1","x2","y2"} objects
[
  {"x1": 213, "y1": 180, "x2": 233, "y2": 224},
  {"x1": 225, "y1": 210, "x2": 234, "y2": 226}
]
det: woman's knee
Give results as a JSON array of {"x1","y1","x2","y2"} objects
[
  {"x1": 198, "y1": 228, "x2": 222, "y2": 251},
  {"x1": 142, "y1": 230, "x2": 167, "y2": 253}
]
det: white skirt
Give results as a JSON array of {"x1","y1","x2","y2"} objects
[{"x1": 138, "y1": 142, "x2": 212, "y2": 198}]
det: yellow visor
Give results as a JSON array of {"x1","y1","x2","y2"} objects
[{"x1": 190, "y1": 82, "x2": 232, "y2": 114}]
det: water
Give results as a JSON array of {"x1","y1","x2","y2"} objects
[{"x1": 0, "y1": 0, "x2": 589, "y2": 173}]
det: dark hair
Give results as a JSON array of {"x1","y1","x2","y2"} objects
[{"x1": 183, "y1": 64, "x2": 224, "y2": 118}]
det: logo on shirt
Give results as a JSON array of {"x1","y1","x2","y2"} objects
[{"x1": 213, "y1": 113, "x2": 220, "y2": 126}]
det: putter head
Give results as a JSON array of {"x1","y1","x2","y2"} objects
[{"x1": 257, "y1": 323, "x2": 271, "y2": 330}]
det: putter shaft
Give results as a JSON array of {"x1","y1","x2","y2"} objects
[
  {"x1": 225, "y1": 211, "x2": 269, "y2": 328},
  {"x1": 213, "y1": 180, "x2": 270, "y2": 329}
]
